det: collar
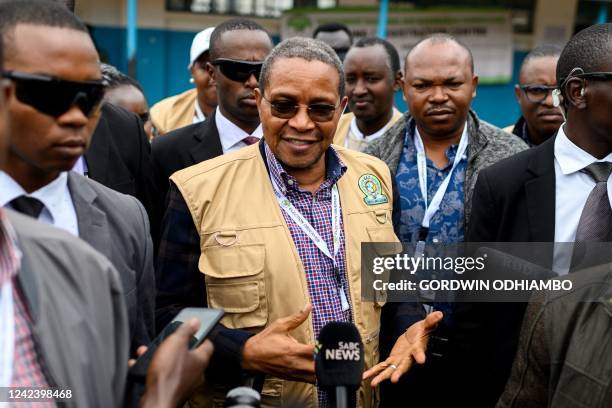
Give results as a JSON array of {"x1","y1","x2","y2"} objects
[
  {"x1": 0, "y1": 208, "x2": 21, "y2": 284},
  {"x1": 263, "y1": 141, "x2": 346, "y2": 195},
  {"x1": 512, "y1": 116, "x2": 533, "y2": 147},
  {"x1": 409, "y1": 121, "x2": 469, "y2": 168},
  {"x1": 554, "y1": 124, "x2": 612, "y2": 175},
  {"x1": 0, "y1": 171, "x2": 69, "y2": 224},
  {"x1": 349, "y1": 107, "x2": 400, "y2": 141},
  {"x1": 215, "y1": 108, "x2": 263, "y2": 152},
  {"x1": 194, "y1": 98, "x2": 206, "y2": 123}
]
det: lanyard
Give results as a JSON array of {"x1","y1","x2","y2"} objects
[
  {"x1": 414, "y1": 127, "x2": 469, "y2": 231},
  {"x1": 270, "y1": 176, "x2": 349, "y2": 311}
]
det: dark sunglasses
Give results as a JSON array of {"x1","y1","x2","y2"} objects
[
  {"x1": 210, "y1": 58, "x2": 263, "y2": 82},
  {"x1": 2, "y1": 70, "x2": 106, "y2": 117},
  {"x1": 518, "y1": 84, "x2": 557, "y2": 104},
  {"x1": 262, "y1": 94, "x2": 340, "y2": 122}
]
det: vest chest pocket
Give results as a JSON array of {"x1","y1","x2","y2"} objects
[{"x1": 200, "y1": 243, "x2": 268, "y2": 329}]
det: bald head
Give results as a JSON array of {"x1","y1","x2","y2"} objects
[{"x1": 405, "y1": 34, "x2": 474, "y2": 75}]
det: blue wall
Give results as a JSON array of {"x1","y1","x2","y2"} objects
[{"x1": 91, "y1": 25, "x2": 527, "y2": 128}]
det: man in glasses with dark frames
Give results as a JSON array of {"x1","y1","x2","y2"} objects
[
  {"x1": 0, "y1": 0, "x2": 155, "y2": 363},
  {"x1": 466, "y1": 23, "x2": 612, "y2": 407},
  {"x1": 151, "y1": 18, "x2": 273, "y2": 248},
  {"x1": 157, "y1": 37, "x2": 442, "y2": 407},
  {"x1": 504, "y1": 45, "x2": 564, "y2": 147}
]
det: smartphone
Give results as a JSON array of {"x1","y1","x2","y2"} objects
[{"x1": 128, "y1": 308, "x2": 224, "y2": 380}]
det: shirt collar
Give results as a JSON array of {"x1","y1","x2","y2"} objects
[
  {"x1": 194, "y1": 99, "x2": 206, "y2": 123},
  {"x1": 554, "y1": 124, "x2": 612, "y2": 175},
  {"x1": 0, "y1": 208, "x2": 22, "y2": 284},
  {"x1": 263, "y1": 141, "x2": 347, "y2": 195},
  {"x1": 215, "y1": 108, "x2": 263, "y2": 152},
  {"x1": 409, "y1": 121, "x2": 469, "y2": 168},
  {"x1": 0, "y1": 171, "x2": 69, "y2": 224},
  {"x1": 349, "y1": 107, "x2": 400, "y2": 141}
]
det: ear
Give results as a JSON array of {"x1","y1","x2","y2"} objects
[
  {"x1": 565, "y1": 78, "x2": 587, "y2": 109},
  {"x1": 393, "y1": 71, "x2": 403, "y2": 92},
  {"x1": 254, "y1": 87, "x2": 262, "y2": 110},
  {"x1": 206, "y1": 62, "x2": 216, "y2": 86},
  {"x1": 471, "y1": 75, "x2": 479, "y2": 99},
  {"x1": 514, "y1": 84, "x2": 522, "y2": 104}
]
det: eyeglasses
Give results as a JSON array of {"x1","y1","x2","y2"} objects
[
  {"x1": 261, "y1": 94, "x2": 340, "y2": 122},
  {"x1": 210, "y1": 58, "x2": 263, "y2": 82},
  {"x1": 518, "y1": 84, "x2": 557, "y2": 104},
  {"x1": 574, "y1": 72, "x2": 612, "y2": 81},
  {"x1": 2, "y1": 70, "x2": 106, "y2": 117}
]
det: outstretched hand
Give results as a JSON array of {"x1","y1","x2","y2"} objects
[
  {"x1": 363, "y1": 311, "x2": 443, "y2": 387},
  {"x1": 241, "y1": 304, "x2": 316, "y2": 383}
]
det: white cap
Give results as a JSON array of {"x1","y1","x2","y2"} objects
[{"x1": 189, "y1": 27, "x2": 215, "y2": 68}]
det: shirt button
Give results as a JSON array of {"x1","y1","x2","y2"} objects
[
  {"x1": 437, "y1": 172, "x2": 443, "y2": 177},
  {"x1": 287, "y1": 179, "x2": 294, "y2": 186}
]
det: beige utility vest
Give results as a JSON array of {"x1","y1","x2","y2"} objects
[{"x1": 171, "y1": 143, "x2": 399, "y2": 407}]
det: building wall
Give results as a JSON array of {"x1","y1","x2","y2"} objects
[{"x1": 80, "y1": 0, "x2": 567, "y2": 127}]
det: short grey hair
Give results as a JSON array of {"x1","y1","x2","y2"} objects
[{"x1": 259, "y1": 37, "x2": 345, "y2": 98}]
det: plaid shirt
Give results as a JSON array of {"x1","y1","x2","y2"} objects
[
  {"x1": 263, "y1": 143, "x2": 352, "y2": 337},
  {"x1": 0, "y1": 210, "x2": 54, "y2": 406}
]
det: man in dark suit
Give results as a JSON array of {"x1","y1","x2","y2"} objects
[
  {"x1": 151, "y1": 18, "x2": 273, "y2": 220},
  {"x1": 0, "y1": 2, "x2": 155, "y2": 352},
  {"x1": 465, "y1": 23, "x2": 612, "y2": 406}
]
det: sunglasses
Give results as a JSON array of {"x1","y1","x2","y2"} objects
[
  {"x1": 211, "y1": 58, "x2": 263, "y2": 82},
  {"x1": 2, "y1": 70, "x2": 106, "y2": 117},
  {"x1": 518, "y1": 84, "x2": 557, "y2": 104},
  {"x1": 262, "y1": 94, "x2": 340, "y2": 122}
]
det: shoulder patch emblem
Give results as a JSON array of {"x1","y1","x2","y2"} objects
[{"x1": 358, "y1": 174, "x2": 389, "y2": 205}]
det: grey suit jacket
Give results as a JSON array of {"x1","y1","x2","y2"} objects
[
  {"x1": 68, "y1": 172, "x2": 155, "y2": 351},
  {"x1": 8, "y1": 209, "x2": 129, "y2": 408}
]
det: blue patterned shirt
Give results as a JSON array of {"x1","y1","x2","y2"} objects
[{"x1": 395, "y1": 122, "x2": 468, "y2": 244}]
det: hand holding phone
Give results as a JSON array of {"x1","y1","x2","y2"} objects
[{"x1": 129, "y1": 308, "x2": 224, "y2": 380}]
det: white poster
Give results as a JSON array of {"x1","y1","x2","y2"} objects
[{"x1": 281, "y1": 9, "x2": 513, "y2": 84}]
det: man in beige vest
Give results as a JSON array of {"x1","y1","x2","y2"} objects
[
  {"x1": 156, "y1": 37, "x2": 441, "y2": 407},
  {"x1": 150, "y1": 27, "x2": 218, "y2": 135},
  {"x1": 334, "y1": 37, "x2": 403, "y2": 151}
]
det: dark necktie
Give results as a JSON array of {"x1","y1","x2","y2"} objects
[
  {"x1": 9, "y1": 196, "x2": 45, "y2": 219},
  {"x1": 574, "y1": 162, "x2": 612, "y2": 242},
  {"x1": 242, "y1": 136, "x2": 260, "y2": 146}
]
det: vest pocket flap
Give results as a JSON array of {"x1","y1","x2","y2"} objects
[
  {"x1": 366, "y1": 226, "x2": 402, "y2": 255},
  {"x1": 200, "y1": 243, "x2": 265, "y2": 278},
  {"x1": 207, "y1": 281, "x2": 260, "y2": 313}
]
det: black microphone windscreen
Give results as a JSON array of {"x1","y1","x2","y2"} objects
[{"x1": 315, "y1": 321, "x2": 364, "y2": 389}]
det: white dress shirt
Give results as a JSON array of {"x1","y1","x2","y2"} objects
[
  {"x1": 0, "y1": 171, "x2": 79, "y2": 236},
  {"x1": 215, "y1": 108, "x2": 263, "y2": 154},
  {"x1": 345, "y1": 107, "x2": 400, "y2": 151},
  {"x1": 71, "y1": 156, "x2": 89, "y2": 177},
  {"x1": 553, "y1": 125, "x2": 612, "y2": 273},
  {"x1": 193, "y1": 99, "x2": 206, "y2": 124}
]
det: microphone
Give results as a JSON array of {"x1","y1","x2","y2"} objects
[
  {"x1": 315, "y1": 322, "x2": 364, "y2": 408},
  {"x1": 224, "y1": 386, "x2": 261, "y2": 408}
]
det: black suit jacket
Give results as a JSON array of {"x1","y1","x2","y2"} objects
[
  {"x1": 453, "y1": 137, "x2": 557, "y2": 407},
  {"x1": 87, "y1": 103, "x2": 158, "y2": 228},
  {"x1": 468, "y1": 136, "x2": 556, "y2": 244},
  {"x1": 151, "y1": 109, "x2": 223, "y2": 220}
]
